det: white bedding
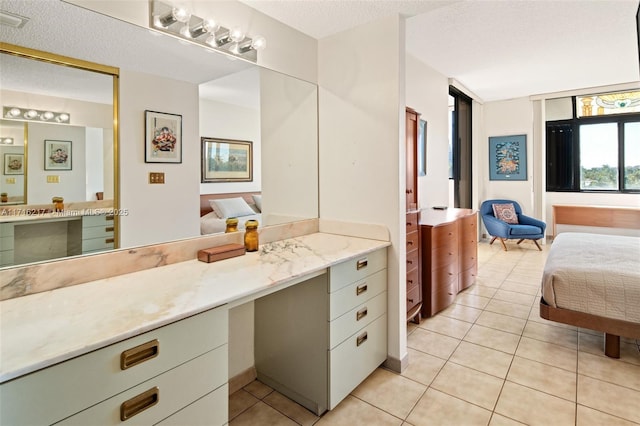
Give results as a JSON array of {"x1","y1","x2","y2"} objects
[
  {"x1": 541, "y1": 232, "x2": 640, "y2": 323},
  {"x1": 200, "y1": 212, "x2": 262, "y2": 235}
]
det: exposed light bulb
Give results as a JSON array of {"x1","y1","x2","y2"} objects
[
  {"x1": 8, "y1": 107, "x2": 20, "y2": 117},
  {"x1": 156, "y1": 6, "x2": 190, "y2": 27},
  {"x1": 42, "y1": 111, "x2": 54, "y2": 120},
  {"x1": 172, "y1": 7, "x2": 191, "y2": 23},
  {"x1": 251, "y1": 35, "x2": 266, "y2": 51},
  {"x1": 179, "y1": 24, "x2": 191, "y2": 38},
  {"x1": 56, "y1": 113, "x2": 70, "y2": 122},
  {"x1": 190, "y1": 18, "x2": 218, "y2": 38},
  {"x1": 24, "y1": 109, "x2": 38, "y2": 119},
  {"x1": 229, "y1": 27, "x2": 245, "y2": 43},
  {"x1": 2, "y1": 138, "x2": 14, "y2": 144}
]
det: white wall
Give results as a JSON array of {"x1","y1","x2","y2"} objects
[
  {"x1": 199, "y1": 99, "x2": 261, "y2": 195},
  {"x1": 85, "y1": 127, "x2": 104, "y2": 201},
  {"x1": 119, "y1": 70, "x2": 200, "y2": 248},
  {"x1": 0, "y1": 121, "x2": 25, "y2": 200},
  {"x1": 319, "y1": 15, "x2": 406, "y2": 370},
  {"x1": 406, "y1": 54, "x2": 450, "y2": 209}
]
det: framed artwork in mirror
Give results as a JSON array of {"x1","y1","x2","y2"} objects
[
  {"x1": 145, "y1": 110, "x2": 182, "y2": 163},
  {"x1": 201, "y1": 137, "x2": 253, "y2": 183},
  {"x1": 489, "y1": 134, "x2": 527, "y2": 181},
  {"x1": 44, "y1": 140, "x2": 72, "y2": 170},
  {"x1": 418, "y1": 119, "x2": 427, "y2": 176},
  {"x1": 4, "y1": 153, "x2": 24, "y2": 175}
]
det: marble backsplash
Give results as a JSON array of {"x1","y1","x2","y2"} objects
[{"x1": 0, "y1": 218, "x2": 319, "y2": 301}]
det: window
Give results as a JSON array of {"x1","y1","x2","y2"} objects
[{"x1": 546, "y1": 90, "x2": 640, "y2": 193}]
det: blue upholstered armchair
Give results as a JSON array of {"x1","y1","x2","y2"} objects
[{"x1": 480, "y1": 199, "x2": 546, "y2": 251}]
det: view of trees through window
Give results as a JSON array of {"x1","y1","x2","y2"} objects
[
  {"x1": 580, "y1": 123, "x2": 618, "y2": 190},
  {"x1": 625, "y1": 122, "x2": 640, "y2": 190}
]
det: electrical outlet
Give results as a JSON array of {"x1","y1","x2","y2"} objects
[
  {"x1": 46, "y1": 175, "x2": 60, "y2": 183},
  {"x1": 6, "y1": 178, "x2": 16, "y2": 184},
  {"x1": 149, "y1": 172, "x2": 165, "y2": 184}
]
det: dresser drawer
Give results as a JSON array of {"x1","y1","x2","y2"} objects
[
  {"x1": 428, "y1": 222, "x2": 457, "y2": 249},
  {"x1": 329, "y1": 291, "x2": 386, "y2": 349},
  {"x1": 429, "y1": 245, "x2": 458, "y2": 269},
  {"x1": 459, "y1": 265, "x2": 478, "y2": 291},
  {"x1": 406, "y1": 266, "x2": 419, "y2": 290},
  {"x1": 460, "y1": 213, "x2": 477, "y2": 239},
  {"x1": 406, "y1": 248, "x2": 419, "y2": 271},
  {"x1": 156, "y1": 384, "x2": 228, "y2": 426},
  {"x1": 406, "y1": 230, "x2": 419, "y2": 252},
  {"x1": 407, "y1": 284, "x2": 421, "y2": 313},
  {"x1": 460, "y1": 242, "x2": 477, "y2": 271},
  {"x1": 329, "y1": 248, "x2": 387, "y2": 292},
  {"x1": 57, "y1": 345, "x2": 227, "y2": 425},
  {"x1": 406, "y1": 212, "x2": 418, "y2": 233},
  {"x1": 83, "y1": 214, "x2": 114, "y2": 228},
  {"x1": 329, "y1": 269, "x2": 386, "y2": 321},
  {"x1": 0, "y1": 307, "x2": 228, "y2": 426},
  {"x1": 426, "y1": 281, "x2": 458, "y2": 316},
  {"x1": 429, "y1": 262, "x2": 457, "y2": 290},
  {"x1": 329, "y1": 313, "x2": 387, "y2": 410}
]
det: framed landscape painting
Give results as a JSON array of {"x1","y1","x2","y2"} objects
[
  {"x1": 201, "y1": 137, "x2": 253, "y2": 183},
  {"x1": 489, "y1": 134, "x2": 527, "y2": 181}
]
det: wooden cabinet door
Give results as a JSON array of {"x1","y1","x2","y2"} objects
[{"x1": 405, "y1": 108, "x2": 419, "y2": 210}]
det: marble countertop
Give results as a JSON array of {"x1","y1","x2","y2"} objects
[{"x1": 0, "y1": 232, "x2": 389, "y2": 383}]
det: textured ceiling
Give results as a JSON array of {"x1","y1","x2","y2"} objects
[{"x1": 241, "y1": 0, "x2": 640, "y2": 101}]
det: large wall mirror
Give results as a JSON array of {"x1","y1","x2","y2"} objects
[{"x1": 0, "y1": 0, "x2": 318, "y2": 268}]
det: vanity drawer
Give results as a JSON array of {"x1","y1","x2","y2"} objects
[
  {"x1": 83, "y1": 214, "x2": 114, "y2": 228},
  {"x1": 0, "y1": 222, "x2": 14, "y2": 238},
  {"x1": 328, "y1": 313, "x2": 387, "y2": 410},
  {"x1": 0, "y1": 235, "x2": 14, "y2": 252},
  {"x1": 82, "y1": 224, "x2": 114, "y2": 240},
  {"x1": 0, "y1": 307, "x2": 228, "y2": 426},
  {"x1": 156, "y1": 384, "x2": 228, "y2": 426},
  {"x1": 57, "y1": 345, "x2": 227, "y2": 425},
  {"x1": 0, "y1": 248, "x2": 14, "y2": 266},
  {"x1": 329, "y1": 291, "x2": 386, "y2": 349},
  {"x1": 329, "y1": 269, "x2": 386, "y2": 321},
  {"x1": 82, "y1": 236, "x2": 115, "y2": 252},
  {"x1": 329, "y1": 248, "x2": 387, "y2": 292}
]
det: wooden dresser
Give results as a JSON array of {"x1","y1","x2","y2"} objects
[
  {"x1": 420, "y1": 208, "x2": 477, "y2": 317},
  {"x1": 405, "y1": 107, "x2": 422, "y2": 323}
]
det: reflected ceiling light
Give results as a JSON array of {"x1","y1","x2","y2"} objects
[
  {"x1": 1, "y1": 137, "x2": 14, "y2": 145},
  {"x1": 3, "y1": 106, "x2": 71, "y2": 124},
  {"x1": 150, "y1": 0, "x2": 265, "y2": 62}
]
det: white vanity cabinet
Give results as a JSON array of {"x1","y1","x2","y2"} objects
[
  {"x1": 81, "y1": 214, "x2": 115, "y2": 254},
  {"x1": 255, "y1": 247, "x2": 388, "y2": 415},
  {"x1": 0, "y1": 306, "x2": 228, "y2": 426},
  {"x1": 0, "y1": 222, "x2": 14, "y2": 266}
]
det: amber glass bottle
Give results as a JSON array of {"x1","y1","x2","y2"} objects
[
  {"x1": 244, "y1": 220, "x2": 259, "y2": 252},
  {"x1": 225, "y1": 217, "x2": 239, "y2": 233}
]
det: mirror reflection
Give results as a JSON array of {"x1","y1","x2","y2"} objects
[
  {"x1": 0, "y1": 120, "x2": 25, "y2": 205},
  {"x1": 0, "y1": 0, "x2": 318, "y2": 268}
]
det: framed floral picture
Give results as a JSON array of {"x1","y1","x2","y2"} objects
[
  {"x1": 145, "y1": 110, "x2": 182, "y2": 163},
  {"x1": 4, "y1": 153, "x2": 24, "y2": 175},
  {"x1": 201, "y1": 137, "x2": 253, "y2": 183},
  {"x1": 44, "y1": 140, "x2": 72, "y2": 170},
  {"x1": 489, "y1": 134, "x2": 527, "y2": 181}
]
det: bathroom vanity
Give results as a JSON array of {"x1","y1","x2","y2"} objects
[{"x1": 0, "y1": 232, "x2": 389, "y2": 425}]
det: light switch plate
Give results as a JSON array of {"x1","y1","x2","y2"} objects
[
  {"x1": 46, "y1": 175, "x2": 60, "y2": 183},
  {"x1": 6, "y1": 178, "x2": 16, "y2": 184},
  {"x1": 149, "y1": 172, "x2": 165, "y2": 184}
]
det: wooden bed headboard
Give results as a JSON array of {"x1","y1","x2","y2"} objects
[
  {"x1": 552, "y1": 205, "x2": 640, "y2": 237},
  {"x1": 200, "y1": 192, "x2": 261, "y2": 217}
]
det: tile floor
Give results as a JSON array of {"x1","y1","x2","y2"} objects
[{"x1": 229, "y1": 240, "x2": 640, "y2": 425}]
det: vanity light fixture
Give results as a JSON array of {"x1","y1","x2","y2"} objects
[
  {"x1": 1, "y1": 137, "x2": 14, "y2": 145},
  {"x1": 3, "y1": 106, "x2": 71, "y2": 124},
  {"x1": 150, "y1": 0, "x2": 265, "y2": 62}
]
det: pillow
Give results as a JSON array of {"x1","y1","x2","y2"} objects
[
  {"x1": 492, "y1": 203, "x2": 519, "y2": 224},
  {"x1": 252, "y1": 194, "x2": 262, "y2": 212},
  {"x1": 209, "y1": 197, "x2": 255, "y2": 219}
]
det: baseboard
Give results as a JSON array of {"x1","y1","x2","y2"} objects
[
  {"x1": 228, "y1": 366, "x2": 257, "y2": 395},
  {"x1": 383, "y1": 352, "x2": 409, "y2": 373}
]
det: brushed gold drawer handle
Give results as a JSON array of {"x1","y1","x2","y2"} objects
[
  {"x1": 121, "y1": 339, "x2": 159, "y2": 370},
  {"x1": 356, "y1": 258, "x2": 368, "y2": 270},
  {"x1": 106, "y1": 226, "x2": 114, "y2": 232},
  {"x1": 357, "y1": 307, "x2": 368, "y2": 321},
  {"x1": 120, "y1": 387, "x2": 159, "y2": 421},
  {"x1": 356, "y1": 283, "x2": 368, "y2": 296},
  {"x1": 356, "y1": 331, "x2": 368, "y2": 347},
  {"x1": 106, "y1": 238, "x2": 115, "y2": 244},
  {"x1": 106, "y1": 215, "x2": 115, "y2": 221}
]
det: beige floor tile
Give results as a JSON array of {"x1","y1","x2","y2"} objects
[
  {"x1": 492, "y1": 290, "x2": 536, "y2": 307},
  {"x1": 406, "y1": 388, "x2": 492, "y2": 426},
  {"x1": 578, "y1": 332, "x2": 640, "y2": 366},
  {"x1": 407, "y1": 328, "x2": 461, "y2": 359},
  {"x1": 576, "y1": 405, "x2": 639, "y2": 426},
  {"x1": 263, "y1": 391, "x2": 320, "y2": 426},
  {"x1": 505, "y1": 273, "x2": 542, "y2": 286},
  {"x1": 229, "y1": 389, "x2": 260, "y2": 421},
  {"x1": 316, "y1": 395, "x2": 402, "y2": 426},
  {"x1": 474, "y1": 275, "x2": 504, "y2": 289},
  {"x1": 431, "y1": 362, "x2": 504, "y2": 410},
  {"x1": 527, "y1": 306, "x2": 577, "y2": 330},
  {"x1": 439, "y1": 303, "x2": 483, "y2": 323},
  {"x1": 484, "y1": 299, "x2": 531, "y2": 319},
  {"x1": 464, "y1": 324, "x2": 521, "y2": 354},
  {"x1": 499, "y1": 280, "x2": 540, "y2": 296},
  {"x1": 418, "y1": 313, "x2": 473, "y2": 339},
  {"x1": 495, "y1": 382, "x2": 575, "y2": 426},
  {"x1": 578, "y1": 351, "x2": 640, "y2": 391},
  {"x1": 401, "y1": 348, "x2": 446, "y2": 386},
  {"x1": 455, "y1": 293, "x2": 491, "y2": 310},
  {"x1": 450, "y1": 341, "x2": 514, "y2": 379},
  {"x1": 230, "y1": 401, "x2": 298, "y2": 426},
  {"x1": 407, "y1": 321, "x2": 419, "y2": 336},
  {"x1": 489, "y1": 414, "x2": 527, "y2": 425},
  {"x1": 506, "y1": 356, "x2": 577, "y2": 402},
  {"x1": 523, "y1": 321, "x2": 578, "y2": 350},
  {"x1": 243, "y1": 380, "x2": 274, "y2": 399},
  {"x1": 351, "y1": 368, "x2": 427, "y2": 419},
  {"x1": 475, "y1": 311, "x2": 526, "y2": 335},
  {"x1": 578, "y1": 374, "x2": 640, "y2": 423},
  {"x1": 462, "y1": 283, "x2": 498, "y2": 298},
  {"x1": 515, "y1": 337, "x2": 577, "y2": 372}
]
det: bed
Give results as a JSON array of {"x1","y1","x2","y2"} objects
[
  {"x1": 199, "y1": 192, "x2": 262, "y2": 235},
  {"x1": 540, "y1": 232, "x2": 640, "y2": 358}
]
